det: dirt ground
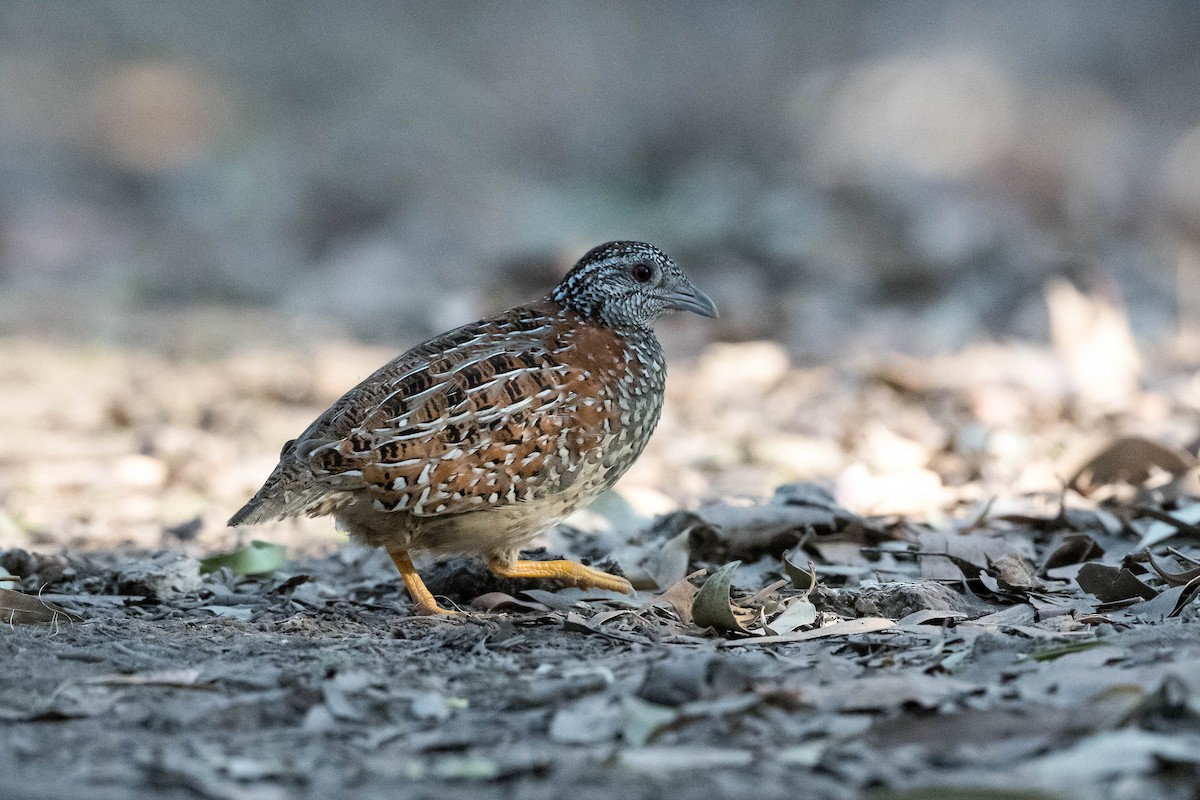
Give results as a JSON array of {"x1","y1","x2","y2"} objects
[{"x1": 5, "y1": 310, "x2": 1200, "y2": 799}]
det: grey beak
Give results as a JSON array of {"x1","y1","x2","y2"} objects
[{"x1": 661, "y1": 284, "x2": 719, "y2": 319}]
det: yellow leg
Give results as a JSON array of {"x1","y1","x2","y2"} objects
[
  {"x1": 387, "y1": 548, "x2": 460, "y2": 616},
  {"x1": 488, "y1": 556, "x2": 633, "y2": 594}
]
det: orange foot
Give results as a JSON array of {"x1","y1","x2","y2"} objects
[
  {"x1": 387, "y1": 548, "x2": 461, "y2": 616},
  {"x1": 488, "y1": 556, "x2": 634, "y2": 594}
]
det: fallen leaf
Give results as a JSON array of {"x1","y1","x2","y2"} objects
[
  {"x1": 782, "y1": 549, "x2": 817, "y2": 590},
  {"x1": 640, "y1": 528, "x2": 695, "y2": 590},
  {"x1": 783, "y1": 616, "x2": 896, "y2": 640},
  {"x1": 200, "y1": 540, "x2": 286, "y2": 576},
  {"x1": 765, "y1": 597, "x2": 817, "y2": 635},
  {"x1": 827, "y1": 673, "x2": 981, "y2": 712},
  {"x1": 549, "y1": 695, "x2": 621, "y2": 744},
  {"x1": 429, "y1": 755, "x2": 501, "y2": 780},
  {"x1": 83, "y1": 669, "x2": 205, "y2": 687},
  {"x1": 1040, "y1": 533, "x2": 1105, "y2": 573},
  {"x1": 616, "y1": 746, "x2": 754, "y2": 771},
  {"x1": 199, "y1": 605, "x2": 254, "y2": 620},
  {"x1": 1070, "y1": 437, "x2": 1194, "y2": 496},
  {"x1": 917, "y1": 529, "x2": 1025, "y2": 582},
  {"x1": 0, "y1": 588, "x2": 81, "y2": 625},
  {"x1": 518, "y1": 589, "x2": 582, "y2": 611},
  {"x1": 1027, "y1": 640, "x2": 1109, "y2": 662},
  {"x1": 1126, "y1": 584, "x2": 1191, "y2": 620},
  {"x1": 1136, "y1": 503, "x2": 1200, "y2": 550},
  {"x1": 1075, "y1": 563, "x2": 1158, "y2": 602},
  {"x1": 470, "y1": 592, "x2": 551, "y2": 613},
  {"x1": 621, "y1": 696, "x2": 679, "y2": 747},
  {"x1": 1145, "y1": 551, "x2": 1200, "y2": 587},
  {"x1": 1024, "y1": 729, "x2": 1200, "y2": 784},
  {"x1": 692, "y1": 562, "x2": 755, "y2": 633},
  {"x1": 641, "y1": 569, "x2": 706, "y2": 625},
  {"x1": 722, "y1": 617, "x2": 896, "y2": 646},
  {"x1": 898, "y1": 609, "x2": 968, "y2": 626}
]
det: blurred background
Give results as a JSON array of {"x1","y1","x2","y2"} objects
[
  {"x1": 5, "y1": 0, "x2": 1200, "y2": 357},
  {"x1": 8, "y1": 0, "x2": 1200, "y2": 551}
]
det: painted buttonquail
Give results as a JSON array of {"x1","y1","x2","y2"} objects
[{"x1": 229, "y1": 241, "x2": 718, "y2": 615}]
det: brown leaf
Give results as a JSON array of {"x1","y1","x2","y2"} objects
[
  {"x1": 641, "y1": 569, "x2": 706, "y2": 625},
  {"x1": 0, "y1": 588, "x2": 81, "y2": 625},
  {"x1": 1070, "y1": 437, "x2": 1195, "y2": 496}
]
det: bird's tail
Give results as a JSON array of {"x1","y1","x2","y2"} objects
[
  {"x1": 227, "y1": 464, "x2": 319, "y2": 527},
  {"x1": 227, "y1": 494, "x2": 279, "y2": 526}
]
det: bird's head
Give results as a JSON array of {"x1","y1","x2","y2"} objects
[{"x1": 551, "y1": 241, "x2": 718, "y2": 332}]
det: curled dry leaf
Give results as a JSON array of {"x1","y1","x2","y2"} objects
[
  {"x1": 692, "y1": 562, "x2": 757, "y2": 633},
  {"x1": 1070, "y1": 436, "x2": 1195, "y2": 497},
  {"x1": 1145, "y1": 551, "x2": 1200, "y2": 587},
  {"x1": 1136, "y1": 503, "x2": 1200, "y2": 550},
  {"x1": 782, "y1": 549, "x2": 817, "y2": 591}
]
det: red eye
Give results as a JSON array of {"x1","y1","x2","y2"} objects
[{"x1": 632, "y1": 263, "x2": 653, "y2": 283}]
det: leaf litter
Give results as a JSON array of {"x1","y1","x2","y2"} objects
[{"x1": 5, "y1": 331, "x2": 1200, "y2": 800}]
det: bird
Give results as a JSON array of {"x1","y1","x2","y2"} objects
[{"x1": 229, "y1": 241, "x2": 718, "y2": 615}]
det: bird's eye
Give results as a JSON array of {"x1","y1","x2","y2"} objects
[{"x1": 632, "y1": 263, "x2": 653, "y2": 283}]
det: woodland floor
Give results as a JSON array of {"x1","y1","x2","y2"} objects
[{"x1": 5, "y1": 301, "x2": 1200, "y2": 800}]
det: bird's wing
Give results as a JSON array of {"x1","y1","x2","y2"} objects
[{"x1": 293, "y1": 305, "x2": 627, "y2": 518}]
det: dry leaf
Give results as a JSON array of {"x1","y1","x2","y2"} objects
[
  {"x1": 1146, "y1": 551, "x2": 1200, "y2": 587},
  {"x1": 0, "y1": 588, "x2": 80, "y2": 625},
  {"x1": 765, "y1": 598, "x2": 818, "y2": 635},
  {"x1": 621, "y1": 696, "x2": 680, "y2": 747},
  {"x1": 1070, "y1": 437, "x2": 1195, "y2": 497},
  {"x1": 1076, "y1": 563, "x2": 1158, "y2": 603},
  {"x1": 782, "y1": 550, "x2": 817, "y2": 591},
  {"x1": 722, "y1": 617, "x2": 896, "y2": 647},
  {"x1": 82, "y1": 669, "x2": 205, "y2": 688},
  {"x1": 1136, "y1": 503, "x2": 1200, "y2": 550},
  {"x1": 471, "y1": 592, "x2": 552, "y2": 613},
  {"x1": 642, "y1": 569, "x2": 707, "y2": 625},
  {"x1": 692, "y1": 562, "x2": 755, "y2": 633}
]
